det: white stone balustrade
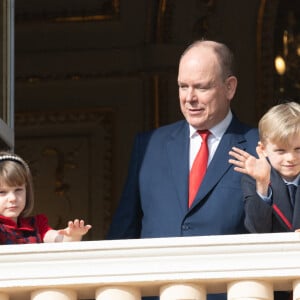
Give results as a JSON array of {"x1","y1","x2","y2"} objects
[{"x1": 0, "y1": 232, "x2": 300, "y2": 300}]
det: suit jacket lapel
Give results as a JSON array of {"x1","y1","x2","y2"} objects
[
  {"x1": 165, "y1": 121, "x2": 190, "y2": 212},
  {"x1": 190, "y1": 117, "x2": 250, "y2": 208},
  {"x1": 292, "y1": 186, "x2": 300, "y2": 229},
  {"x1": 270, "y1": 170, "x2": 294, "y2": 229}
]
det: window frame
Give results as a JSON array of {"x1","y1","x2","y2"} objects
[{"x1": 0, "y1": 0, "x2": 14, "y2": 149}]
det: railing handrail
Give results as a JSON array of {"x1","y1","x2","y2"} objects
[{"x1": 0, "y1": 232, "x2": 300, "y2": 298}]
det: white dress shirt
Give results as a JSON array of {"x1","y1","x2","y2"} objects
[{"x1": 189, "y1": 110, "x2": 233, "y2": 169}]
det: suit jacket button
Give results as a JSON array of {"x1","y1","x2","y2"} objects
[{"x1": 182, "y1": 224, "x2": 190, "y2": 231}]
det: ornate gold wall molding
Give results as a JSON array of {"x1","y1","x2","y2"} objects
[
  {"x1": 15, "y1": 0, "x2": 120, "y2": 23},
  {"x1": 256, "y1": 0, "x2": 279, "y2": 118},
  {"x1": 15, "y1": 108, "x2": 112, "y2": 126},
  {"x1": 153, "y1": 0, "x2": 216, "y2": 43}
]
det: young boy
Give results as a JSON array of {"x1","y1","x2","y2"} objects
[{"x1": 229, "y1": 101, "x2": 300, "y2": 233}]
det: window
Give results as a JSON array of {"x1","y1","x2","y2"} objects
[{"x1": 0, "y1": 0, "x2": 14, "y2": 149}]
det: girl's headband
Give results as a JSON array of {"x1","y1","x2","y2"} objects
[{"x1": 0, "y1": 155, "x2": 30, "y2": 173}]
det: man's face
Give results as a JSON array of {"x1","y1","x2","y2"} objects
[{"x1": 177, "y1": 46, "x2": 236, "y2": 130}]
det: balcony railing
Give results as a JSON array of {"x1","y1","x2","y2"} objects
[{"x1": 0, "y1": 232, "x2": 300, "y2": 300}]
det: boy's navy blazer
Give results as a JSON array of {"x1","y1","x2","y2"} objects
[
  {"x1": 107, "y1": 115, "x2": 259, "y2": 239},
  {"x1": 243, "y1": 168, "x2": 300, "y2": 233}
]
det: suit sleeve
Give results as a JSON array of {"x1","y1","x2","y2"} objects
[
  {"x1": 242, "y1": 175, "x2": 273, "y2": 233},
  {"x1": 106, "y1": 131, "x2": 152, "y2": 239}
]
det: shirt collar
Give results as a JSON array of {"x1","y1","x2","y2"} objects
[
  {"x1": 284, "y1": 174, "x2": 300, "y2": 186},
  {"x1": 189, "y1": 110, "x2": 233, "y2": 139}
]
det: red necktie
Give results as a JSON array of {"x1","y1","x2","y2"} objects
[{"x1": 188, "y1": 130, "x2": 210, "y2": 207}]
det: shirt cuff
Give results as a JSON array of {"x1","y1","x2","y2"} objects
[{"x1": 257, "y1": 187, "x2": 272, "y2": 205}]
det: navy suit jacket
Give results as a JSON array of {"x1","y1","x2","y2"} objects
[
  {"x1": 243, "y1": 168, "x2": 300, "y2": 233},
  {"x1": 107, "y1": 115, "x2": 259, "y2": 239}
]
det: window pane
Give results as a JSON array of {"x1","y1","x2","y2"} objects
[{"x1": 0, "y1": 0, "x2": 14, "y2": 149}]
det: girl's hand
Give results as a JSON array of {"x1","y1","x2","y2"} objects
[{"x1": 57, "y1": 219, "x2": 92, "y2": 241}]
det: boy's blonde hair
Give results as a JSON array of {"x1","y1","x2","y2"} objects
[
  {"x1": 0, "y1": 151, "x2": 34, "y2": 217},
  {"x1": 259, "y1": 101, "x2": 300, "y2": 145}
]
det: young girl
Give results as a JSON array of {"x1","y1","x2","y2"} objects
[{"x1": 0, "y1": 151, "x2": 92, "y2": 244}]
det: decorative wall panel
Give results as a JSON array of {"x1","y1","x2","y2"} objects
[
  {"x1": 15, "y1": 109, "x2": 113, "y2": 240},
  {"x1": 15, "y1": 0, "x2": 120, "y2": 23}
]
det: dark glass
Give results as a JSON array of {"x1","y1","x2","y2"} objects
[{"x1": 0, "y1": 0, "x2": 14, "y2": 149}]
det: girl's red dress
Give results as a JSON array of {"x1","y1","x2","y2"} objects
[{"x1": 0, "y1": 214, "x2": 52, "y2": 244}]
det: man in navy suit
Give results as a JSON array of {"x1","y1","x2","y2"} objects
[{"x1": 107, "y1": 40, "x2": 259, "y2": 299}]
